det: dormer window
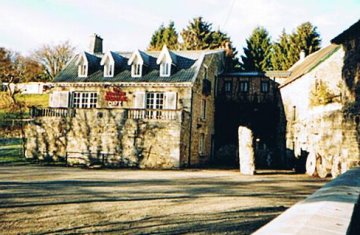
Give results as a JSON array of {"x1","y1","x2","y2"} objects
[
  {"x1": 132, "y1": 63, "x2": 142, "y2": 77},
  {"x1": 160, "y1": 63, "x2": 171, "y2": 77},
  {"x1": 76, "y1": 52, "x2": 89, "y2": 77},
  {"x1": 78, "y1": 64, "x2": 87, "y2": 77},
  {"x1": 157, "y1": 45, "x2": 177, "y2": 78},
  {"x1": 101, "y1": 51, "x2": 125, "y2": 78},
  {"x1": 128, "y1": 50, "x2": 147, "y2": 78},
  {"x1": 104, "y1": 63, "x2": 114, "y2": 77}
]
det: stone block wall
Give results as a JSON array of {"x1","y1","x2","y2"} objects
[
  {"x1": 188, "y1": 52, "x2": 224, "y2": 166},
  {"x1": 291, "y1": 107, "x2": 359, "y2": 169},
  {"x1": 25, "y1": 109, "x2": 182, "y2": 168}
]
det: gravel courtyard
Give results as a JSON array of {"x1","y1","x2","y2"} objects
[{"x1": 0, "y1": 166, "x2": 328, "y2": 234}]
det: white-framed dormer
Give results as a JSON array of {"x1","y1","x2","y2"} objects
[
  {"x1": 156, "y1": 45, "x2": 176, "y2": 77},
  {"x1": 76, "y1": 52, "x2": 89, "y2": 77},
  {"x1": 128, "y1": 50, "x2": 144, "y2": 77},
  {"x1": 100, "y1": 51, "x2": 115, "y2": 77}
]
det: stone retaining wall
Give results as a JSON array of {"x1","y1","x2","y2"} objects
[{"x1": 25, "y1": 109, "x2": 182, "y2": 168}]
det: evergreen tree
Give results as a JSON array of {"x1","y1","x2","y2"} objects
[
  {"x1": 181, "y1": 17, "x2": 239, "y2": 71},
  {"x1": 270, "y1": 30, "x2": 295, "y2": 70},
  {"x1": 293, "y1": 22, "x2": 321, "y2": 56},
  {"x1": 270, "y1": 22, "x2": 321, "y2": 70},
  {"x1": 148, "y1": 21, "x2": 179, "y2": 51},
  {"x1": 240, "y1": 26, "x2": 272, "y2": 71},
  {"x1": 180, "y1": 17, "x2": 214, "y2": 50}
]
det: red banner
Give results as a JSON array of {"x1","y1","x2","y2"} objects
[{"x1": 105, "y1": 87, "x2": 128, "y2": 102}]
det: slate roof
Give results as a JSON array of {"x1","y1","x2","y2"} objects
[
  {"x1": 280, "y1": 44, "x2": 341, "y2": 87},
  {"x1": 331, "y1": 19, "x2": 360, "y2": 44},
  {"x1": 54, "y1": 50, "x2": 222, "y2": 83}
]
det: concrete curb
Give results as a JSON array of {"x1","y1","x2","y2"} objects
[{"x1": 253, "y1": 167, "x2": 360, "y2": 235}]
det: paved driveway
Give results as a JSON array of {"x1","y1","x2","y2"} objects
[{"x1": 0, "y1": 166, "x2": 328, "y2": 234}]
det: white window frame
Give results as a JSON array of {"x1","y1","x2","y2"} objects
[
  {"x1": 261, "y1": 81, "x2": 270, "y2": 93},
  {"x1": 199, "y1": 133, "x2": 205, "y2": 155},
  {"x1": 160, "y1": 62, "x2": 171, "y2": 77},
  {"x1": 146, "y1": 92, "x2": 164, "y2": 110},
  {"x1": 239, "y1": 81, "x2": 249, "y2": 93},
  {"x1": 204, "y1": 66, "x2": 208, "y2": 80},
  {"x1": 72, "y1": 92, "x2": 98, "y2": 108},
  {"x1": 224, "y1": 81, "x2": 232, "y2": 93},
  {"x1": 104, "y1": 63, "x2": 114, "y2": 77},
  {"x1": 131, "y1": 63, "x2": 142, "y2": 77},
  {"x1": 78, "y1": 64, "x2": 88, "y2": 77},
  {"x1": 201, "y1": 99, "x2": 206, "y2": 120}
]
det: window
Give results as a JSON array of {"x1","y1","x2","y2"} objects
[
  {"x1": 201, "y1": 99, "x2": 206, "y2": 120},
  {"x1": 146, "y1": 92, "x2": 164, "y2": 119},
  {"x1": 146, "y1": 93, "x2": 164, "y2": 109},
  {"x1": 104, "y1": 63, "x2": 114, "y2": 77},
  {"x1": 261, "y1": 81, "x2": 270, "y2": 93},
  {"x1": 160, "y1": 63, "x2": 171, "y2": 77},
  {"x1": 131, "y1": 64, "x2": 142, "y2": 77},
  {"x1": 78, "y1": 64, "x2": 87, "y2": 77},
  {"x1": 72, "y1": 92, "x2": 98, "y2": 108},
  {"x1": 204, "y1": 66, "x2": 208, "y2": 80},
  {"x1": 239, "y1": 81, "x2": 249, "y2": 93},
  {"x1": 224, "y1": 81, "x2": 232, "y2": 93},
  {"x1": 199, "y1": 133, "x2": 205, "y2": 155}
]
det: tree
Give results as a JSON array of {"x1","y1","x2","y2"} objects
[
  {"x1": 241, "y1": 26, "x2": 272, "y2": 71},
  {"x1": 270, "y1": 22, "x2": 321, "y2": 70},
  {"x1": 17, "y1": 56, "x2": 48, "y2": 82},
  {"x1": 148, "y1": 21, "x2": 179, "y2": 51},
  {"x1": 293, "y1": 22, "x2": 321, "y2": 56},
  {"x1": 181, "y1": 17, "x2": 239, "y2": 71},
  {"x1": 0, "y1": 47, "x2": 24, "y2": 107},
  {"x1": 181, "y1": 17, "x2": 214, "y2": 50},
  {"x1": 32, "y1": 41, "x2": 75, "y2": 80},
  {"x1": 270, "y1": 30, "x2": 295, "y2": 70}
]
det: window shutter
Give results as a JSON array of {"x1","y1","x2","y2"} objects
[
  {"x1": 164, "y1": 92, "x2": 177, "y2": 110},
  {"x1": 58, "y1": 92, "x2": 69, "y2": 108},
  {"x1": 49, "y1": 91, "x2": 69, "y2": 108},
  {"x1": 134, "y1": 92, "x2": 145, "y2": 109},
  {"x1": 49, "y1": 92, "x2": 57, "y2": 107}
]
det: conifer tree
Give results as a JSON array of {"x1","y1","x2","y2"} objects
[
  {"x1": 148, "y1": 21, "x2": 179, "y2": 51},
  {"x1": 270, "y1": 22, "x2": 321, "y2": 70},
  {"x1": 180, "y1": 17, "x2": 214, "y2": 50},
  {"x1": 270, "y1": 30, "x2": 295, "y2": 70},
  {"x1": 240, "y1": 26, "x2": 272, "y2": 71},
  {"x1": 293, "y1": 22, "x2": 321, "y2": 56}
]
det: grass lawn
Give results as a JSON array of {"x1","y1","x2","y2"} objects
[
  {"x1": 0, "y1": 92, "x2": 48, "y2": 117},
  {"x1": 0, "y1": 138, "x2": 27, "y2": 165},
  {"x1": 16, "y1": 93, "x2": 49, "y2": 108}
]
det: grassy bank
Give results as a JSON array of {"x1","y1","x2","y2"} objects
[{"x1": 0, "y1": 138, "x2": 27, "y2": 165}]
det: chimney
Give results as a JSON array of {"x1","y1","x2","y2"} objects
[
  {"x1": 299, "y1": 50, "x2": 306, "y2": 61},
  {"x1": 89, "y1": 33, "x2": 103, "y2": 54}
]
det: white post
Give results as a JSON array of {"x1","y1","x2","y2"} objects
[{"x1": 238, "y1": 126, "x2": 255, "y2": 175}]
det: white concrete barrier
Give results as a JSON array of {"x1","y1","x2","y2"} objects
[{"x1": 253, "y1": 167, "x2": 360, "y2": 235}]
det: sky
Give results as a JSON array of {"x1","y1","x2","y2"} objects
[{"x1": 1, "y1": 0, "x2": 359, "y2": 56}]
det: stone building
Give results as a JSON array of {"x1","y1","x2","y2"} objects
[
  {"x1": 279, "y1": 19, "x2": 360, "y2": 176},
  {"x1": 215, "y1": 72, "x2": 285, "y2": 168},
  {"x1": 25, "y1": 20, "x2": 360, "y2": 173},
  {"x1": 25, "y1": 34, "x2": 225, "y2": 168}
]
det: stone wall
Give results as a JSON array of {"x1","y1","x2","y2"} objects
[
  {"x1": 25, "y1": 109, "x2": 182, "y2": 168},
  {"x1": 280, "y1": 46, "x2": 360, "y2": 171},
  {"x1": 291, "y1": 106, "x2": 359, "y2": 168},
  {"x1": 25, "y1": 51, "x2": 225, "y2": 168},
  {"x1": 188, "y1": 52, "x2": 224, "y2": 166}
]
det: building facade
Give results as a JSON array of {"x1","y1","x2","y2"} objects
[
  {"x1": 25, "y1": 34, "x2": 225, "y2": 168},
  {"x1": 279, "y1": 19, "x2": 360, "y2": 176},
  {"x1": 215, "y1": 72, "x2": 285, "y2": 168}
]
